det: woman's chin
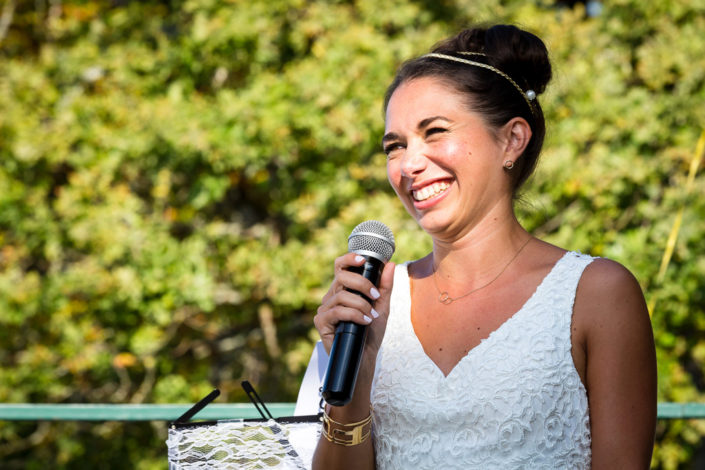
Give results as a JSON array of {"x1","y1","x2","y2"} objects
[{"x1": 414, "y1": 213, "x2": 455, "y2": 236}]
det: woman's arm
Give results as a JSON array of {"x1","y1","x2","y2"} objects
[
  {"x1": 574, "y1": 258, "x2": 657, "y2": 468},
  {"x1": 311, "y1": 254, "x2": 395, "y2": 470}
]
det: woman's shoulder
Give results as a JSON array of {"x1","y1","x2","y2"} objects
[
  {"x1": 404, "y1": 253, "x2": 433, "y2": 279},
  {"x1": 579, "y1": 256, "x2": 644, "y2": 301},
  {"x1": 531, "y1": 240, "x2": 636, "y2": 284},
  {"x1": 531, "y1": 240, "x2": 645, "y2": 313},
  {"x1": 572, "y1": 255, "x2": 650, "y2": 343}
]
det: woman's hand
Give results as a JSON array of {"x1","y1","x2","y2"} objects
[
  {"x1": 314, "y1": 253, "x2": 396, "y2": 364},
  {"x1": 312, "y1": 253, "x2": 394, "y2": 470}
]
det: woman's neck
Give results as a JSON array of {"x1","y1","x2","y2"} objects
[{"x1": 423, "y1": 211, "x2": 530, "y2": 291}]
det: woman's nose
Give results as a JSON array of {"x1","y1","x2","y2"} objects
[{"x1": 399, "y1": 142, "x2": 427, "y2": 177}]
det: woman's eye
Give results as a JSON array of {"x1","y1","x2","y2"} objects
[
  {"x1": 426, "y1": 127, "x2": 447, "y2": 137},
  {"x1": 384, "y1": 143, "x2": 404, "y2": 156}
]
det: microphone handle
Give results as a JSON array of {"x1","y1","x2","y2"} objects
[{"x1": 321, "y1": 256, "x2": 384, "y2": 406}]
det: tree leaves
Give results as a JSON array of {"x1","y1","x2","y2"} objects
[{"x1": 1, "y1": 0, "x2": 704, "y2": 467}]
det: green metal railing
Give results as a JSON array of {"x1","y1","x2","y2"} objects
[
  {"x1": 0, "y1": 403, "x2": 296, "y2": 421},
  {"x1": 0, "y1": 403, "x2": 703, "y2": 421}
]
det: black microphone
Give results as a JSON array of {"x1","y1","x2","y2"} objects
[{"x1": 321, "y1": 220, "x2": 395, "y2": 407}]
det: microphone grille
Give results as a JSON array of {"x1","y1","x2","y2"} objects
[{"x1": 348, "y1": 220, "x2": 395, "y2": 263}]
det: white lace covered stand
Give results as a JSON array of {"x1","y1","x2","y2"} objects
[{"x1": 167, "y1": 419, "x2": 321, "y2": 470}]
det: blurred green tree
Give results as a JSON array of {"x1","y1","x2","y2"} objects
[{"x1": 0, "y1": 0, "x2": 703, "y2": 468}]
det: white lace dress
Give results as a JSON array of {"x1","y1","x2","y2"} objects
[{"x1": 370, "y1": 251, "x2": 594, "y2": 469}]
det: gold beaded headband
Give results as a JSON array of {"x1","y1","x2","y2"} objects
[{"x1": 422, "y1": 51, "x2": 537, "y2": 115}]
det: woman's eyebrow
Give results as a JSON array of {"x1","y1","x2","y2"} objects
[
  {"x1": 417, "y1": 115, "x2": 452, "y2": 130},
  {"x1": 382, "y1": 132, "x2": 400, "y2": 145}
]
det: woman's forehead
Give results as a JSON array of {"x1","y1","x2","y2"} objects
[{"x1": 385, "y1": 78, "x2": 475, "y2": 128}]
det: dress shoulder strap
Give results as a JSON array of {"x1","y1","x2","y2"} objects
[{"x1": 541, "y1": 251, "x2": 596, "y2": 332}]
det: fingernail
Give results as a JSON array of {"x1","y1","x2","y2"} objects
[
  {"x1": 354, "y1": 255, "x2": 365, "y2": 263},
  {"x1": 363, "y1": 315, "x2": 372, "y2": 323},
  {"x1": 370, "y1": 287, "x2": 381, "y2": 299},
  {"x1": 371, "y1": 309, "x2": 379, "y2": 319}
]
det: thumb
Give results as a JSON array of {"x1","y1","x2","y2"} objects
[{"x1": 375, "y1": 261, "x2": 396, "y2": 310}]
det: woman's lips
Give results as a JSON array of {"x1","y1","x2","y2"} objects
[
  {"x1": 411, "y1": 179, "x2": 452, "y2": 209},
  {"x1": 412, "y1": 180, "x2": 451, "y2": 201}
]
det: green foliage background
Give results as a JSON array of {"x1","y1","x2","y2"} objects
[{"x1": 0, "y1": 0, "x2": 704, "y2": 468}]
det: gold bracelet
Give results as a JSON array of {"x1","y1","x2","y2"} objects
[{"x1": 321, "y1": 407, "x2": 373, "y2": 446}]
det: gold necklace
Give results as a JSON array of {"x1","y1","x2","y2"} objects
[{"x1": 433, "y1": 237, "x2": 532, "y2": 305}]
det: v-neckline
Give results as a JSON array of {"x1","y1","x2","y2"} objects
[{"x1": 402, "y1": 251, "x2": 570, "y2": 380}]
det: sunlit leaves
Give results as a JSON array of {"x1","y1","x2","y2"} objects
[{"x1": 0, "y1": 0, "x2": 704, "y2": 468}]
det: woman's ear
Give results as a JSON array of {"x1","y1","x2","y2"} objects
[{"x1": 500, "y1": 117, "x2": 532, "y2": 161}]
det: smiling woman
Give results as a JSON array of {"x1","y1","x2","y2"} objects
[
  {"x1": 383, "y1": 77, "x2": 523, "y2": 239},
  {"x1": 312, "y1": 24, "x2": 656, "y2": 470}
]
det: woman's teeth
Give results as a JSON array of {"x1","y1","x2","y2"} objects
[{"x1": 413, "y1": 181, "x2": 450, "y2": 201}]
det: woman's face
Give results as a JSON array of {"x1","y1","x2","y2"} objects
[{"x1": 384, "y1": 77, "x2": 513, "y2": 239}]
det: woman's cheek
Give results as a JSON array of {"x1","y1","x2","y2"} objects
[
  {"x1": 436, "y1": 140, "x2": 464, "y2": 163},
  {"x1": 386, "y1": 161, "x2": 415, "y2": 212},
  {"x1": 386, "y1": 159, "x2": 402, "y2": 191}
]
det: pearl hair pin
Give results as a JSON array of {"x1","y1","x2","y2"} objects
[{"x1": 526, "y1": 89, "x2": 537, "y2": 101}]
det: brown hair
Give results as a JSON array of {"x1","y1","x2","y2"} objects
[{"x1": 384, "y1": 25, "x2": 552, "y2": 193}]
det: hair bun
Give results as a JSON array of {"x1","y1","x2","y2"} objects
[
  {"x1": 433, "y1": 24, "x2": 552, "y2": 96},
  {"x1": 484, "y1": 25, "x2": 552, "y2": 95}
]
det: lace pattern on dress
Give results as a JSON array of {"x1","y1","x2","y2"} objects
[{"x1": 370, "y1": 251, "x2": 594, "y2": 470}]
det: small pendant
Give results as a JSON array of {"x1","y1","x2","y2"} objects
[{"x1": 438, "y1": 292, "x2": 453, "y2": 305}]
